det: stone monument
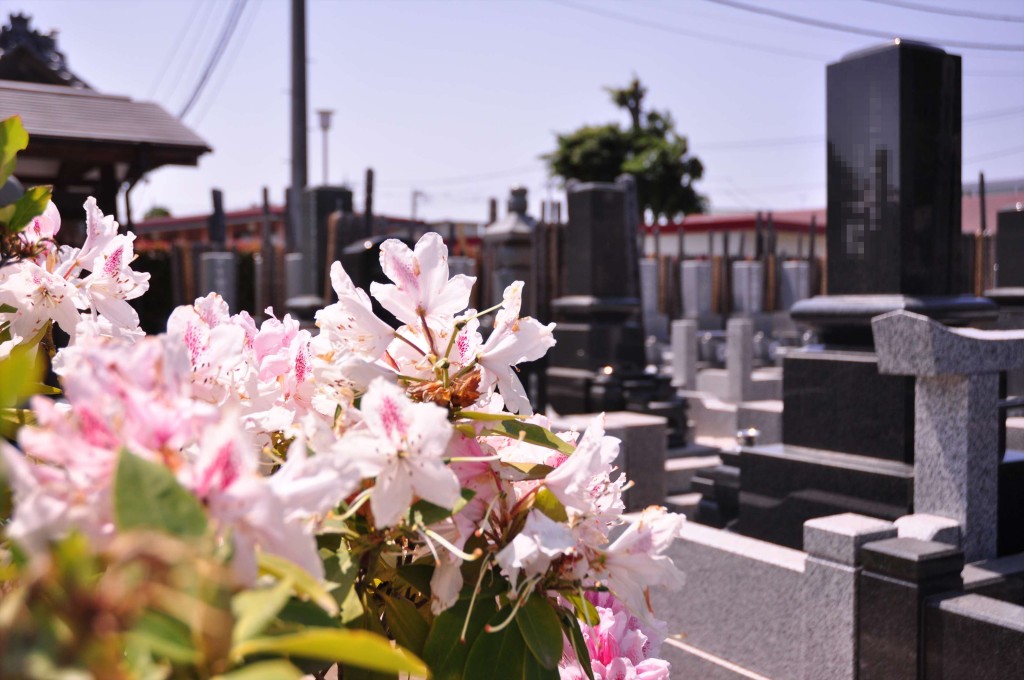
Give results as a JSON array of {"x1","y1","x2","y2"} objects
[
  {"x1": 545, "y1": 177, "x2": 686, "y2": 444},
  {"x1": 733, "y1": 40, "x2": 998, "y2": 549}
]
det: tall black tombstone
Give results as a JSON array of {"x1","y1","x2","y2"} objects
[
  {"x1": 733, "y1": 41, "x2": 997, "y2": 549},
  {"x1": 545, "y1": 177, "x2": 686, "y2": 442}
]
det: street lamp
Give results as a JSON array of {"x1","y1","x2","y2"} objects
[{"x1": 316, "y1": 108, "x2": 334, "y2": 186}]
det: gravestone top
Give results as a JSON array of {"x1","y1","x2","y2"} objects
[
  {"x1": 873, "y1": 310, "x2": 1024, "y2": 376},
  {"x1": 826, "y1": 40, "x2": 962, "y2": 296}
]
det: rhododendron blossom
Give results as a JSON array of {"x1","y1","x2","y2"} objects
[
  {"x1": 0, "y1": 201, "x2": 685, "y2": 677},
  {"x1": 0, "y1": 198, "x2": 149, "y2": 358}
]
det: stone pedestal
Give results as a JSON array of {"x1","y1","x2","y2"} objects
[
  {"x1": 670, "y1": 319, "x2": 698, "y2": 389},
  {"x1": 873, "y1": 310, "x2": 1024, "y2": 561},
  {"x1": 725, "y1": 317, "x2": 753, "y2": 403},
  {"x1": 858, "y1": 538, "x2": 964, "y2": 680},
  {"x1": 199, "y1": 251, "x2": 238, "y2": 312}
]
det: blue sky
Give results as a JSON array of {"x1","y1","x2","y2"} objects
[{"x1": 9, "y1": 0, "x2": 1024, "y2": 223}]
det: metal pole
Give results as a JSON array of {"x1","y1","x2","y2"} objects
[
  {"x1": 289, "y1": 0, "x2": 308, "y2": 253},
  {"x1": 322, "y1": 127, "x2": 328, "y2": 186}
]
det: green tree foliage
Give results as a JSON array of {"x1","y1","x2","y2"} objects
[
  {"x1": 144, "y1": 205, "x2": 172, "y2": 219},
  {"x1": 545, "y1": 78, "x2": 707, "y2": 221}
]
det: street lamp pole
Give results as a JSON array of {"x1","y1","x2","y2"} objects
[{"x1": 317, "y1": 109, "x2": 334, "y2": 186}]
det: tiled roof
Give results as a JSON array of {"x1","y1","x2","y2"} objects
[{"x1": 0, "y1": 79, "x2": 210, "y2": 150}]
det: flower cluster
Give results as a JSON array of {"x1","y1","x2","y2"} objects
[
  {"x1": 0, "y1": 197, "x2": 148, "y2": 358},
  {"x1": 0, "y1": 198, "x2": 685, "y2": 679}
]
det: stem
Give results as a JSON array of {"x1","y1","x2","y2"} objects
[
  {"x1": 336, "y1": 488, "x2": 373, "y2": 521},
  {"x1": 485, "y1": 576, "x2": 539, "y2": 633},
  {"x1": 394, "y1": 331, "x2": 427, "y2": 357},
  {"x1": 419, "y1": 310, "x2": 439, "y2": 356},
  {"x1": 461, "y1": 553, "x2": 493, "y2": 643}
]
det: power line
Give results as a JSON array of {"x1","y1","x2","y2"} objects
[
  {"x1": 380, "y1": 163, "x2": 546, "y2": 188},
  {"x1": 147, "y1": 0, "x2": 204, "y2": 99},
  {"x1": 547, "y1": 0, "x2": 829, "y2": 62},
  {"x1": 966, "y1": 144, "x2": 1024, "y2": 163},
  {"x1": 861, "y1": 0, "x2": 1024, "y2": 23},
  {"x1": 965, "y1": 106, "x2": 1024, "y2": 123},
  {"x1": 191, "y1": 0, "x2": 263, "y2": 127},
  {"x1": 178, "y1": 0, "x2": 250, "y2": 119},
  {"x1": 703, "y1": 0, "x2": 1024, "y2": 52},
  {"x1": 161, "y1": 0, "x2": 220, "y2": 106}
]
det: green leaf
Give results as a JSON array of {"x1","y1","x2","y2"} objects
[
  {"x1": 422, "y1": 596, "x2": 497, "y2": 680},
  {"x1": 407, "y1": 488, "x2": 476, "y2": 527},
  {"x1": 516, "y1": 595, "x2": 565, "y2": 670},
  {"x1": 232, "y1": 629, "x2": 428, "y2": 677},
  {"x1": 113, "y1": 449, "x2": 208, "y2": 538},
  {"x1": 321, "y1": 542, "x2": 360, "y2": 612},
  {"x1": 0, "y1": 185, "x2": 51, "y2": 234},
  {"x1": 0, "y1": 304, "x2": 16, "y2": 314},
  {"x1": 559, "y1": 610, "x2": 595, "y2": 680},
  {"x1": 258, "y1": 552, "x2": 339, "y2": 617},
  {"x1": 395, "y1": 562, "x2": 434, "y2": 598},
  {"x1": 127, "y1": 609, "x2": 200, "y2": 664},
  {"x1": 382, "y1": 593, "x2": 429, "y2": 656},
  {"x1": 464, "y1": 607, "x2": 559, "y2": 680},
  {"x1": 485, "y1": 421, "x2": 574, "y2": 455},
  {"x1": 500, "y1": 462, "x2": 556, "y2": 482},
  {"x1": 456, "y1": 410, "x2": 528, "y2": 422},
  {"x1": 0, "y1": 344, "x2": 43, "y2": 409},
  {"x1": 214, "y1": 661, "x2": 304, "y2": 680},
  {"x1": 0, "y1": 115, "x2": 28, "y2": 188},
  {"x1": 533, "y1": 488, "x2": 568, "y2": 523},
  {"x1": 564, "y1": 592, "x2": 600, "y2": 626},
  {"x1": 232, "y1": 577, "x2": 295, "y2": 645}
]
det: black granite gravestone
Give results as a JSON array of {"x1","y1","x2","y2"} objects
[
  {"x1": 732, "y1": 41, "x2": 998, "y2": 549},
  {"x1": 545, "y1": 178, "x2": 686, "y2": 442},
  {"x1": 996, "y1": 208, "x2": 1024, "y2": 288}
]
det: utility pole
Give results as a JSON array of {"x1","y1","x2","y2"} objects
[
  {"x1": 412, "y1": 190, "x2": 426, "y2": 221},
  {"x1": 288, "y1": 0, "x2": 307, "y2": 255}
]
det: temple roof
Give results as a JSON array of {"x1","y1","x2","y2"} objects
[
  {"x1": 0, "y1": 80, "x2": 210, "y2": 152},
  {"x1": 0, "y1": 13, "x2": 88, "y2": 88}
]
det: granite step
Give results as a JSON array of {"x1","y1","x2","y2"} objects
[
  {"x1": 665, "y1": 455, "x2": 722, "y2": 495},
  {"x1": 665, "y1": 492, "x2": 703, "y2": 517}
]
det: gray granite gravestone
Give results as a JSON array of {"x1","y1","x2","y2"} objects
[{"x1": 732, "y1": 41, "x2": 997, "y2": 550}]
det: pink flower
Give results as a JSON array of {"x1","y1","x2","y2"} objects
[
  {"x1": 477, "y1": 281, "x2": 556, "y2": 414},
  {"x1": 559, "y1": 592, "x2": 671, "y2": 680},
  {"x1": 370, "y1": 233, "x2": 475, "y2": 330},
  {"x1": 19, "y1": 200, "x2": 61, "y2": 246},
  {"x1": 338, "y1": 378, "x2": 459, "y2": 527},
  {"x1": 316, "y1": 262, "x2": 395, "y2": 360}
]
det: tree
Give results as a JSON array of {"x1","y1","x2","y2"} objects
[
  {"x1": 144, "y1": 205, "x2": 171, "y2": 219},
  {"x1": 545, "y1": 77, "x2": 706, "y2": 221}
]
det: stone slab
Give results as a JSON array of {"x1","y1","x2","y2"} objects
[
  {"x1": 737, "y1": 444, "x2": 913, "y2": 549},
  {"x1": 651, "y1": 521, "x2": 806, "y2": 680},
  {"x1": 803, "y1": 513, "x2": 898, "y2": 566},
  {"x1": 895, "y1": 513, "x2": 961, "y2": 547},
  {"x1": 551, "y1": 411, "x2": 667, "y2": 511},
  {"x1": 736, "y1": 400, "x2": 782, "y2": 445}
]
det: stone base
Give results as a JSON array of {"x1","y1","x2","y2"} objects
[
  {"x1": 546, "y1": 367, "x2": 687, "y2": 445},
  {"x1": 736, "y1": 444, "x2": 914, "y2": 550},
  {"x1": 791, "y1": 294, "x2": 997, "y2": 345}
]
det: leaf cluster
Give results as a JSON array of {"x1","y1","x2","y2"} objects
[{"x1": 545, "y1": 77, "x2": 707, "y2": 221}]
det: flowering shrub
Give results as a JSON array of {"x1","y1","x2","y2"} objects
[{"x1": 0, "y1": 115, "x2": 684, "y2": 679}]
